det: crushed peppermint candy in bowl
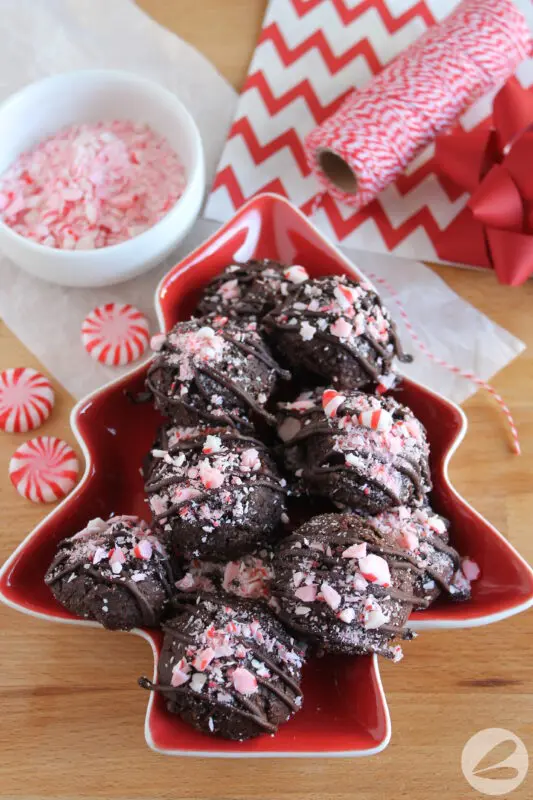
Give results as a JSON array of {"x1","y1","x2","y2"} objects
[
  {"x1": 0, "y1": 120, "x2": 186, "y2": 250},
  {"x1": 0, "y1": 70, "x2": 204, "y2": 287}
]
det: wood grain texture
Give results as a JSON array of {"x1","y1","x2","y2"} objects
[{"x1": 1, "y1": 1, "x2": 532, "y2": 797}]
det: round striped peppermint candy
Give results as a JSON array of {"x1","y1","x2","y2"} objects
[
  {"x1": 9, "y1": 436, "x2": 79, "y2": 503},
  {"x1": 0, "y1": 368, "x2": 55, "y2": 433},
  {"x1": 81, "y1": 303, "x2": 150, "y2": 366}
]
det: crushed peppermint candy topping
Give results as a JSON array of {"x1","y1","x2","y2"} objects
[
  {"x1": 322, "y1": 389, "x2": 346, "y2": 418},
  {"x1": 284, "y1": 265, "x2": 309, "y2": 284},
  {"x1": 148, "y1": 318, "x2": 280, "y2": 428},
  {"x1": 161, "y1": 597, "x2": 304, "y2": 709},
  {"x1": 358, "y1": 554, "x2": 391, "y2": 587},
  {"x1": 338, "y1": 607, "x2": 356, "y2": 624},
  {"x1": 367, "y1": 505, "x2": 477, "y2": 601},
  {"x1": 217, "y1": 278, "x2": 241, "y2": 301},
  {"x1": 363, "y1": 597, "x2": 389, "y2": 630},
  {"x1": 273, "y1": 514, "x2": 419, "y2": 660},
  {"x1": 278, "y1": 387, "x2": 430, "y2": 507},
  {"x1": 146, "y1": 428, "x2": 284, "y2": 533},
  {"x1": 320, "y1": 581, "x2": 341, "y2": 610},
  {"x1": 266, "y1": 274, "x2": 402, "y2": 384},
  {"x1": 322, "y1": 390, "x2": 429, "y2": 500},
  {"x1": 197, "y1": 260, "x2": 309, "y2": 320},
  {"x1": 203, "y1": 435, "x2": 222, "y2": 454},
  {"x1": 358, "y1": 408, "x2": 394, "y2": 433},
  {"x1": 241, "y1": 448, "x2": 261, "y2": 471},
  {"x1": 0, "y1": 121, "x2": 186, "y2": 250},
  {"x1": 461, "y1": 557, "x2": 481, "y2": 582},
  {"x1": 232, "y1": 667, "x2": 258, "y2": 695},
  {"x1": 175, "y1": 550, "x2": 275, "y2": 599},
  {"x1": 45, "y1": 516, "x2": 169, "y2": 594},
  {"x1": 169, "y1": 325, "x2": 225, "y2": 377},
  {"x1": 342, "y1": 542, "x2": 367, "y2": 559},
  {"x1": 300, "y1": 321, "x2": 316, "y2": 341},
  {"x1": 330, "y1": 317, "x2": 353, "y2": 339}
]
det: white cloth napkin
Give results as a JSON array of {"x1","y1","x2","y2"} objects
[{"x1": 0, "y1": 0, "x2": 524, "y2": 405}]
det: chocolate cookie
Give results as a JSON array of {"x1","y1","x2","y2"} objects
[
  {"x1": 272, "y1": 513, "x2": 425, "y2": 659},
  {"x1": 196, "y1": 260, "x2": 310, "y2": 321},
  {"x1": 45, "y1": 516, "x2": 173, "y2": 630},
  {"x1": 146, "y1": 318, "x2": 289, "y2": 431},
  {"x1": 139, "y1": 595, "x2": 305, "y2": 740},
  {"x1": 145, "y1": 426, "x2": 287, "y2": 560},
  {"x1": 263, "y1": 274, "x2": 409, "y2": 389},
  {"x1": 276, "y1": 388, "x2": 325, "y2": 477},
  {"x1": 175, "y1": 547, "x2": 275, "y2": 601},
  {"x1": 366, "y1": 505, "x2": 475, "y2": 605},
  {"x1": 277, "y1": 388, "x2": 431, "y2": 513}
]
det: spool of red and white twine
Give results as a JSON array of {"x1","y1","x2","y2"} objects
[{"x1": 304, "y1": 0, "x2": 531, "y2": 210}]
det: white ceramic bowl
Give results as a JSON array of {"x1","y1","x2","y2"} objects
[{"x1": 0, "y1": 70, "x2": 205, "y2": 287}]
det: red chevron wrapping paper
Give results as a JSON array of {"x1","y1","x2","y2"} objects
[
  {"x1": 305, "y1": 0, "x2": 530, "y2": 211},
  {"x1": 205, "y1": 0, "x2": 533, "y2": 266}
]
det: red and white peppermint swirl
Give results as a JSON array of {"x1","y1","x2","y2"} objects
[
  {"x1": 81, "y1": 303, "x2": 150, "y2": 366},
  {"x1": 9, "y1": 436, "x2": 79, "y2": 503},
  {"x1": 0, "y1": 367, "x2": 54, "y2": 433}
]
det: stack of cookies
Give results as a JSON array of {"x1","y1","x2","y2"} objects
[{"x1": 45, "y1": 259, "x2": 478, "y2": 742}]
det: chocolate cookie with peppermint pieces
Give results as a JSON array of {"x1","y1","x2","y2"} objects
[
  {"x1": 145, "y1": 425, "x2": 287, "y2": 560},
  {"x1": 146, "y1": 317, "x2": 290, "y2": 432},
  {"x1": 45, "y1": 516, "x2": 173, "y2": 630},
  {"x1": 277, "y1": 388, "x2": 431, "y2": 513},
  {"x1": 263, "y1": 274, "x2": 410, "y2": 391},
  {"x1": 196, "y1": 259, "x2": 310, "y2": 321},
  {"x1": 365, "y1": 505, "x2": 479, "y2": 605},
  {"x1": 139, "y1": 594, "x2": 305, "y2": 740},
  {"x1": 272, "y1": 513, "x2": 424, "y2": 660}
]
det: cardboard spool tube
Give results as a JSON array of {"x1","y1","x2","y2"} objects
[{"x1": 317, "y1": 148, "x2": 359, "y2": 194}]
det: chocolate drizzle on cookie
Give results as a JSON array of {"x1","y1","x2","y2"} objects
[
  {"x1": 365, "y1": 506, "x2": 472, "y2": 604},
  {"x1": 139, "y1": 595, "x2": 305, "y2": 740},
  {"x1": 145, "y1": 318, "x2": 289, "y2": 431},
  {"x1": 263, "y1": 274, "x2": 410, "y2": 389},
  {"x1": 146, "y1": 428, "x2": 286, "y2": 514},
  {"x1": 45, "y1": 517, "x2": 173, "y2": 631},
  {"x1": 277, "y1": 388, "x2": 431, "y2": 513},
  {"x1": 272, "y1": 513, "x2": 423, "y2": 660},
  {"x1": 196, "y1": 259, "x2": 310, "y2": 321},
  {"x1": 146, "y1": 424, "x2": 287, "y2": 560}
]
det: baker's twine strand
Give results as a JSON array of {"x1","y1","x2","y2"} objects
[{"x1": 366, "y1": 271, "x2": 520, "y2": 456}]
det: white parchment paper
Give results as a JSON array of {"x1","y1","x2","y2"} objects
[{"x1": 0, "y1": 0, "x2": 525, "y2": 404}]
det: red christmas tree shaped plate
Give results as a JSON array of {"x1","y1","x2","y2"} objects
[{"x1": 1, "y1": 193, "x2": 532, "y2": 757}]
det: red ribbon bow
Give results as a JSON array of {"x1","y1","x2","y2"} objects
[{"x1": 435, "y1": 78, "x2": 533, "y2": 286}]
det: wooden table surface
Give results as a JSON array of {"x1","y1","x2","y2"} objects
[{"x1": 1, "y1": 2, "x2": 532, "y2": 798}]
